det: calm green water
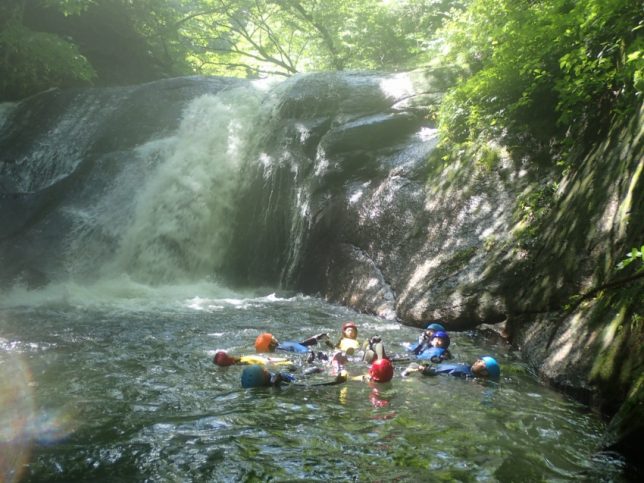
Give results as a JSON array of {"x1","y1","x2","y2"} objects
[{"x1": 0, "y1": 289, "x2": 626, "y2": 482}]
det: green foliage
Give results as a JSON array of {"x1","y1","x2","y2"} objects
[
  {"x1": 148, "y1": 0, "x2": 464, "y2": 77},
  {"x1": 433, "y1": 0, "x2": 643, "y2": 165},
  {"x1": 1, "y1": 0, "x2": 466, "y2": 99},
  {"x1": 616, "y1": 245, "x2": 644, "y2": 272},
  {"x1": 512, "y1": 181, "x2": 559, "y2": 247},
  {"x1": 0, "y1": 20, "x2": 96, "y2": 100},
  {"x1": 42, "y1": 0, "x2": 96, "y2": 16}
]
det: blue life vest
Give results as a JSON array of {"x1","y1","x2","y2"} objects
[
  {"x1": 270, "y1": 371, "x2": 296, "y2": 384},
  {"x1": 430, "y1": 363, "x2": 473, "y2": 378},
  {"x1": 406, "y1": 341, "x2": 428, "y2": 354},
  {"x1": 416, "y1": 347, "x2": 447, "y2": 362},
  {"x1": 276, "y1": 341, "x2": 310, "y2": 353}
]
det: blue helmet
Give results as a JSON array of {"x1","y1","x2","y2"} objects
[
  {"x1": 426, "y1": 323, "x2": 446, "y2": 332},
  {"x1": 241, "y1": 365, "x2": 269, "y2": 388},
  {"x1": 432, "y1": 330, "x2": 450, "y2": 348},
  {"x1": 481, "y1": 356, "x2": 500, "y2": 379}
]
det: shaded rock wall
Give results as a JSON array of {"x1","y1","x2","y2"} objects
[
  {"x1": 298, "y1": 95, "x2": 642, "y2": 458},
  {"x1": 504, "y1": 104, "x2": 643, "y2": 458}
]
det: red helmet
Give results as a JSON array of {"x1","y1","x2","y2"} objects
[
  {"x1": 213, "y1": 350, "x2": 236, "y2": 367},
  {"x1": 342, "y1": 321, "x2": 358, "y2": 333},
  {"x1": 369, "y1": 358, "x2": 394, "y2": 383}
]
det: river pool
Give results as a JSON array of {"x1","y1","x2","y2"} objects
[{"x1": 0, "y1": 287, "x2": 626, "y2": 482}]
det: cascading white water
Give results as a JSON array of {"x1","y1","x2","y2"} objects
[
  {"x1": 0, "y1": 83, "x2": 280, "y2": 306},
  {"x1": 2, "y1": 72, "x2": 432, "y2": 299},
  {"x1": 100, "y1": 86, "x2": 267, "y2": 283}
]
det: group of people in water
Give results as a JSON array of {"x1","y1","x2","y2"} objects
[{"x1": 212, "y1": 321, "x2": 501, "y2": 388}]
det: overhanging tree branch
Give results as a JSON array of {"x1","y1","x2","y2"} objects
[{"x1": 281, "y1": 0, "x2": 344, "y2": 70}]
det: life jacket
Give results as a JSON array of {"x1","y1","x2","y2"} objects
[
  {"x1": 431, "y1": 363, "x2": 473, "y2": 378},
  {"x1": 276, "y1": 341, "x2": 310, "y2": 353},
  {"x1": 406, "y1": 341, "x2": 428, "y2": 355},
  {"x1": 238, "y1": 355, "x2": 293, "y2": 366},
  {"x1": 416, "y1": 347, "x2": 448, "y2": 362},
  {"x1": 337, "y1": 337, "x2": 360, "y2": 352}
]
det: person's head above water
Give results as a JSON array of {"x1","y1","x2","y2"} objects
[
  {"x1": 255, "y1": 333, "x2": 279, "y2": 353},
  {"x1": 341, "y1": 321, "x2": 358, "y2": 339},
  {"x1": 241, "y1": 364, "x2": 271, "y2": 388},
  {"x1": 471, "y1": 356, "x2": 500, "y2": 379},
  {"x1": 369, "y1": 358, "x2": 394, "y2": 383},
  {"x1": 426, "y1": 322, "x2": 446, "y2": 332},
  {"x1": 431, "y1": 331, "x2": 450, "y2": 349},
  {"x1": 213, "y1": 350, "x2": 237, "y2": 367},
  {"x1": 421, "y1": 322, "x2": 446, "y2": 342}
]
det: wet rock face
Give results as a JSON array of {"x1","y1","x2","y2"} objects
[
  {"x1": 303, "y1": 144, "x2": 522, "y2": 329},
  {"x1": 223, "y1": 69, "x2": 524, "y2": 330},
  {"x1": 271, "y1": 75, "x2": 642, "y2": 462},
  {"x1": 223, "y1": 71, "x2": 436, "y2": 289}
]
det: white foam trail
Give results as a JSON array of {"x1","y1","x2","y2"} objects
[
  {"x1": 0, "y1": 275, "x2": 258, "y2": 311},
  {"x1": 0, "y1": 274, "x2": 312, "y2": 311}
]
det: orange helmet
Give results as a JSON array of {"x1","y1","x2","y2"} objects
[
  {"x1": 255, "y1": 333, "x2": 278, "y2": 353},
  {"x1": 369, "y1": 358, "x2": 394, "y2": 383}
]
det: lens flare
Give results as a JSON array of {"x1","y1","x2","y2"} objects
[
  {"x1": 1, "y1": 349, "x2": 76, "y2": 482},
  {"x1": 0, "y1": 351, "x2": 34, "y2": 483}
]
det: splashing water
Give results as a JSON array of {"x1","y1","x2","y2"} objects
[{"x1": 106, "y1": 87, "x2": 265, "y2": 283}]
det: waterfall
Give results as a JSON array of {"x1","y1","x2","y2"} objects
[
  {"x1": 0, "y1": 72, "x2": 431, "y2": 295},
  {"x1": 0, "y1": 78, "x2": 277, "y2": 289},
  {"x1": 105, "y1": 86, "x2": 265, "y2": 283}
]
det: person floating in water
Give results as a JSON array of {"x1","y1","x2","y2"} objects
[
  {"x1": 241, "y1": 364, "x2": 347, "y2": 388},
  {"x1": 212, "y1": 350, "x2": 293, "y2": 367},
  {"x1": 407, "y1": 322, "x2": 446, "y2": 355},
  {"x1": 360, "y1": 336, "x2": 395, "y2": 383},
  {"x1": 367, "y1": 357, "x2": 394, "y2": 383},
  {"x1": 335, "y1": 321, "x2": 360, "y2": 354},
  {"x1": 241, "y1": 364, "x2": 296, "y2": 387},
  {"x1": 330, "y1": 349, "x2": 394, "y2": 384},
  {"x1": 425, "y1": 322, "x2": 446, "y2": 334},
  {"x1": 402, "y1": 356, "x2": 500, "y2": 380},
  {"x1": 415, "y1": 330, "x2": 452, "y2": 362},
  {"x1": 255, "y1": 332, "x2": 332, "y2": 354}
]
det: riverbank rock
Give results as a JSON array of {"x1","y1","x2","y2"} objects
[
  {"x1": 250, "y1": 75, "x2": 643, "y2": 461},
  {"x1": 298, "y1": 95, "x2": 643, "y2": 459}
]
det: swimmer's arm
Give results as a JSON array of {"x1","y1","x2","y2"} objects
[{"x1": 402, "y1": 363, "x2": 435, "y2": 377}]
